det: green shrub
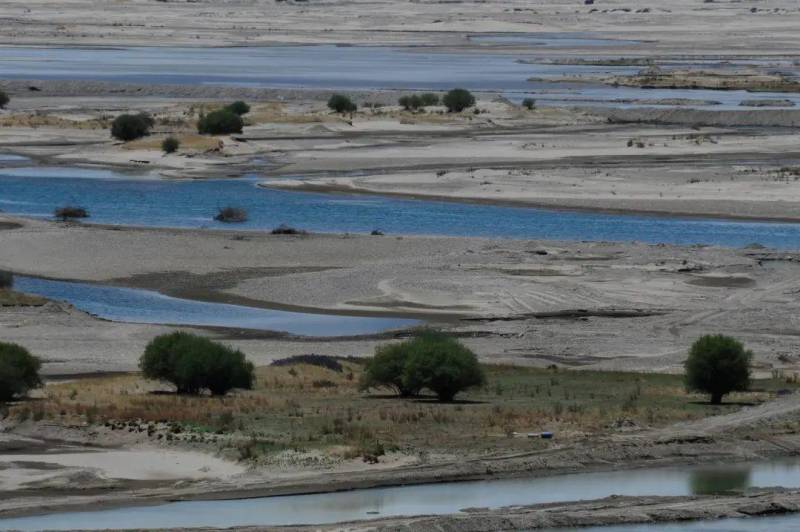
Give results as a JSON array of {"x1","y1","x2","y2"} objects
[
  {"x1": 360, "y1": 342, "x2": 421, "y2": 397},
  {"x1": 54, "y1": 206, "x2": 89, "y2": 221},
  {"x1": 0, "y1": 270, "x2": 12, "y2": 289},
  {"x1": 0, "y1": 342, "x2": 41, "y2": 402},
  {"x1": 685, "y1": 334, "x2": 752, "y2": 404},
  {"x1": 140, "y1": 332, "x2": 254, "y2": 396},
  {"x1": 522, "y1": 98, "x2": 536, "y2": 110},
  {"x1": 0, "y1": 89, "x2": 9, "y2": 109},
  {"x1": 442, "y1": 88, "x2": 476, "y2": 113},
  {"x1": 225, "y1": 101, "x2": 251, "y2": 116},
  {"x1": 197, "y1": 109, "x2": 243, "y2": 135},
  {"x1": 162, "y1": 136, "x2": 180, "y2": 154},
  {"x1": 398, "y1": 95, "x2": 423, "y2": 111},
  {"x1": 362, "y1": 330, "x2": 485, "y2": 401},
  {"x1": 111, "y1": 113, "x2": 154, "y2": 141},
  {"x1": 327, "y1": 94, "x2": 357, "y2": 113},
  {"x1": 402, "y1": 330, "x2": 485, "y2": 401},
  {"x1": 419, "y1": 93, "x2": 440, "y2": 106}
]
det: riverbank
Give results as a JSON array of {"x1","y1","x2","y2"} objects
[
  {"x1": 3, "y1": 214, "x2": 800, "y2": 374},
  {"x1": 3, "y1": 378, "x2": 800, "y2": 526}
]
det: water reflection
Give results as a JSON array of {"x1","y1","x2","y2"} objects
[
  {"x1": 689, "y1": 467, "x2": 751, "y2": 495},
  {"x1": 3, "y1": 460, "x2": 800, "y2": 530}
]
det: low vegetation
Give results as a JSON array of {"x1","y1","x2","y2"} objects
[
  {"x1": 327, "y1": 94, "x2": 357, "y2": 113},
  {"x1": 361, "y1": 331, "x2": 485, "y2": 401},
  {"x1": 442, "y1": 88, "x2": 475, "y2": 113},
  {"x1": 0, "y1": 89, "x2": 9, "y2": 109},
  {"x1": 111, "y1": 113, "x2": 154, "y2": 141},
  {"x1": 54, "y1": 206, "x2": 89, "y2": 221},
  {"x1": 225, "y1": 101, "x2": 251, "y2": 116},
  {"x1": 139, "y1": 332, "x2": 254, "y2": 396},
  {"x1": 398, "y1": 93, "x2": 440, "y2": 111},
  {"x1": 7, "y1": 363, "x2": 793, "y2": 463},
  {"x1": 214, "y1": 206, "x2": 248, "y2": 223},
  {"x1": 197, "y1": 109, "x2": 243, "y2": 135},
  {"x1": 161, "y1": 136, "x2": 180, "y2": 154},
  {"x1": 685, "y1": 334, "x2": 752, "y2": 404},
  {"x1": 0, "y1": 342, "x2": 41, "y2": 402}
]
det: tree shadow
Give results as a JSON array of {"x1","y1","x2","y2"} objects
[{"x1": 687, "y1": 400, "x2": 757, "y2": 407}]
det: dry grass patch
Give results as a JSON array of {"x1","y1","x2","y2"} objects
[
  {"x1": 0, "y1": 289, "x2": 47, "y2": 307},
  {"x1": 6, "y1": 364, "x2": 795, "y2": 464}
]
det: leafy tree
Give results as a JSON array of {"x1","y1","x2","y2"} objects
[
  {"x1": 442, "y1": 88, "x2": 475, "y2": 113},
  {"x1": 225, "y1": 101, "x2": 251, "y2": 116},
  {"x1": 685, "y1": 334, "x2": 752, "y2": 404},
  {"x1": 197, "y1": 109, "x2": 243, "y2": 135},
  {"x1": 522, "y1": 98, "x2": 536, "y2": 110},
  {"x1": 0, "y1": 89, "x2": 9, "y2": 109},
  {"x1": 139, "y1": 332, "x2": 254, "y2": 396},
  {"x1": 362, "y1": 330, "x2": 485, "y2": 401},
  {"x1": 402, "y1": 331, "x2": 485, "y2": 401},
  {"x1": 327, "y1": 94, "x2": 357, "y2": 113},
  {"x1": 0, "y1": 342, "x2": 41, "y2": 402},
  {"x1": 419, "y1": 93, "x2": 440, "y2": 106},
  {"x1": 162, "y1": 136, "x2": 180, "y2": 154},
  {"x1": 360, "y1": 342, "x2": 421, "y2": 397},
  {"x1": 111, "y1": 113, "x2": 154, "y2": 141},
  {"x1": 398, "y1": 94, "x2": 423, "y2": 111}
]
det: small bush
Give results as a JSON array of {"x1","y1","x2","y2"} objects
[
  {"x1": 522, "y1": 98, "x2": 536, "y2": 110},
  {"x1": 0, "y1": 270, "x2": 12, "y2": 289},
  {"x1": 442, "y1": 88, "x2": 476, "y2": 113},
  {"x1": 197, "y1": 109, "x2": 243, "y2": 135},
  {"x1": 399, "y1": 93, "x2": 440, "y2": 111},
  {"x1": 140, "y1": 332, "x2": 254, "y2": 396},
  {"x1": 214, "y1": 206, "x2": 248, "y2": 223},
  {"x1": 111, "y1": 113, "x2": 154, "y2": 141},
  {"x1": 685, "y1": 334, "x2": 752, "y2": 404},
  {"x1": 0, "y1": 342, "x2": 41, "y2": 402},
  {"x1": 0, "y1": 90, "x2": 9, "y2": 109},
  {"x1": 328, "y1": 94, "x2": 357, "y2": 113},
  {"x1": 419, "y1": 93, "x2": 440, "y2": 106},
  {"x1": 161, "y1": 136, "x2": 180, "y2": 154},
  {"x1": 271, "y1": 224, "x2": 307, "y2": 235},
  {"x1": 225, "y1": 101, "x2": 250, "y2": 116},
  {"x1": 54, "y1": 206, "x2": 89, "y2": 221}
]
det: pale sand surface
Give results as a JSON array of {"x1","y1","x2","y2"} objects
[
  {"x1": 0, "y1": 0, "x2": 798, "y2": 56},
  {"x1": 0, "y1": 447, "x2": 245, "y2": 490},
  {"x1": 2, "y1": 215, "x2": 800, "y2": 376}
]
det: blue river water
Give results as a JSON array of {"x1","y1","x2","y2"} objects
[
  {"x1": 2, "y1": 167, "x2": 800, "y2": 248},
  {"x1": 13, "y1": 276, "x2": 418, "y2": 336},
  {"x1": 1, "y1": 459, "x2": 798, "y2": 530}
]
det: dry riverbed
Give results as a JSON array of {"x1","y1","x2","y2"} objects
[{"x1": 3, "y1": 215, "x2": 800, "y2": 375}]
